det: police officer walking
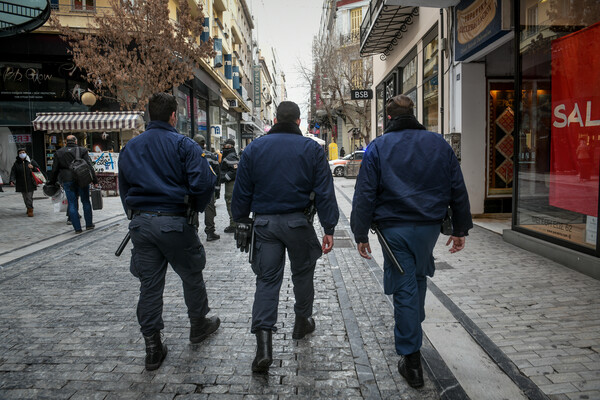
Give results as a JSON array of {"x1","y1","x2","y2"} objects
[
  {"x1": 232, "y1": 101, "x2": 339, "y2": 373},
  {"x1": 350, "y1": 95, "x2": 472, "y2": 388},
  {"x1": 220, "y1": 138, "x2": 239, "y2": 233},
  {"x1": 118, "y1": 93, "x2": 220, "y2": 371},
  {"x1": 193, "y1": 134, "x2": 221, "y2": 241}
]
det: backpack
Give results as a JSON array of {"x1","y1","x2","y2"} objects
[{"x1": 70, "y1": 146, "x2": 93, "y2": 187}]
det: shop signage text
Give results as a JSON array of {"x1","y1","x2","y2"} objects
[
  {"x1": 2, "y1": 67, "x2": 52, "y2": 84},
  {"x1": 9, "y1": 134, "x2": 32, "y2": 144}
]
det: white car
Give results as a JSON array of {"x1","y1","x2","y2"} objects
[{"x1": 329, "y1": 151, "x2": 365, "y2": 177}]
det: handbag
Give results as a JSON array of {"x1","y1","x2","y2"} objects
[
  {"x1": 31, "y1": 167, "x2": 46, "y2": 185},
  {"x1": 441, "y1": 206, "x2": 453, "y2": 235}
]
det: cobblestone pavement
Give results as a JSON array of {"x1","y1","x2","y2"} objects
[
  {"x1": 1, "y1": 180, "x2": 599, "y2": 400},
  {"x1": 0, "y1": 186, "x2": 439, "y2": 399}
]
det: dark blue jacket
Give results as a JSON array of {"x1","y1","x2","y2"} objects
[
  {"x1": 350, "y1": 117, "x2": 472, "y2": 243},
  {"x1": 231, "y1": 122, "x2": 339, "y2": 235},
  {"x1": 118, "y1": 120, "x2": 216, "y2": 213}
]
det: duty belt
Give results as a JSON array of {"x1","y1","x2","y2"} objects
[{"x1": 133, "y1": 210, "x2": 186, "y2": 217}]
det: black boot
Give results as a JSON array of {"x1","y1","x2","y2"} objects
[
  {"x1": 143, "y1": 331, "x2": 168, "y2": 371},
  {"x1": 206, "y1": 231, "x2": 221, "y2": 241},
  {"x1": 252, "y1": 330, "x2": 272, "y2": 373},
  {"x1": 398, "y1": 351, "x2": 424, "y2": 388},
  {"x1": 190, "y1": 316, "x2": 220, "y2": 343},
  {"x1": 292, "y1": 315, "x2": 315, "y2": 339}
]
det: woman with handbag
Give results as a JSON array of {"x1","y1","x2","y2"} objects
[{"x1": 9, "y1": 147, "x2": 44, "y2": 217}]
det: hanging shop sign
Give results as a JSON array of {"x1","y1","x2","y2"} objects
[
  {"x1": 253, "y1": 65, "x2": 261, "y2": 108},
  {"x1": 454, "y1": 0, "x2": 511, "y2": 61},
  {"x1": 549, "y1": 22, "x2": 600, "y2": 219}
]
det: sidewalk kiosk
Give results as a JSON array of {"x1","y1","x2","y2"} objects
[{"x1": 32, "y1": 111, "x2": 145, "y2": 196}]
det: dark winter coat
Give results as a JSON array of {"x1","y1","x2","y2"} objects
[
  {"x1": 10, "y1": 157, "x2": 42, "y2": 193},
  {"x1": 220, "y1": 147, "x2": 239, "y2": 183},
  {"x1": 49, "y1": 143, "x2": 98, "y2": 185}
]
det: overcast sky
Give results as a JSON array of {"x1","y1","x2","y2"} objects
[{"x1": 249, "y1": 0, "x2": 324, "y2": 129}]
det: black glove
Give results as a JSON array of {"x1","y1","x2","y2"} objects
[
  {"x1": 234, "y1": 217, "x2": 253, "y2": 253},
  {"x1": 214, "y1": 188, "x2": 220, "y2": 200}
]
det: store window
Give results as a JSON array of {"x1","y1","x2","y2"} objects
[
  {"x1": 422, "y1": 28, "x2": 438, "y2": 133},
  {"x1": 176, "y1": 87, "x2": 192, "y2": 137},
  {"x1": 399, "y1": 48, "x2": 418, "y2": 118},
  {"x1": 516, "y1": 2, "x2": 600, "y2": 253},
  {"x1": 376, "y1": 84, "x2": 384, "y2": 137},
  {"x1": 383, "y1": 73, "x2": 396, "y2": 131}
]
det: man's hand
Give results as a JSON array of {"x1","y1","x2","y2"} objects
[
  {"x1": 9, "y1": 181, "x2": 14, "y2": 186},
  {"x1": 357, "y1": 242, "x2": 371, "y2": 259},
  {"x1": 446, "y1": 236, "x2": 466, "y2": 253},
  {"x1": 28, "y1": 164, "x2": 34, "y2": 170},
  {"x1": 322, "y1": 234, "x2": 334, "y2": 254},
  {"x1": 234, "y1": 218, "x2": 253, "y2": 253}
]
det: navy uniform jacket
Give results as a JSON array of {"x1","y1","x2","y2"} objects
[
  {"x1": 351, "y1": 121, "x2": 472, "y2": 243},
  {"x1": 118, "y1": 120, "x2": 216, "y2": 214},
  {"x1": 231, "y1": 122, "x2": 339, "y2": 235}
]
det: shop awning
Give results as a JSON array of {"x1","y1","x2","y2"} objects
[
  {"x1": 360, "y1": 2, "x2": 420, "y2": 57},
  {"x1": 32, "y1": 111, "x2": 145, "y2": 133}
]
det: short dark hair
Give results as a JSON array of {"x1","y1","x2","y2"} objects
[
  {"x1": 276, "y1": 101, "x2": 301, "y2": 123},
  {"x1": 386, "y1": 94, "x2": 414, "y2": 117},
  {"x1": 148, "y1": 92, "x2": 177, "y2": 122}
]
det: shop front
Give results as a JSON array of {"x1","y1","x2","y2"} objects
[
  {"x1": 32, "y1": 111, "x2": 145, "y2": 195},
  {"x1": 505, "y1": 1, "x2": 600, "y2": 277}
]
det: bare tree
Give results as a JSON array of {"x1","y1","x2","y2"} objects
[
  {"x1": 50, "y1": 0, "x2": 215, "y2": 111},
  {"x1": 300, "y1": 33, "x2": 372, "y2": 145}
]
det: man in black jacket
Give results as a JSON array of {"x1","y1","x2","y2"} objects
[
  {"x1": 194, "y1": 134, "x2": 221, "y2": 241},
  {"x1": 48, "y1": 135, "x2": 98, "y2": 233},
  {"x1": 221, "y1": 138, "x2": 239, "y2": 233}
]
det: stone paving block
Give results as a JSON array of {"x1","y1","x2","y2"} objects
[{"x1": 538, "y1": 382, "x2": 579, "y2": 395}]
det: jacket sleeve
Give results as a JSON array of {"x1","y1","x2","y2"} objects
[
  {"x1": 231, "y1": 149, "x2": 253, "y2": 221},
  {"x1": 448, "y1": 151, "x2": 473, "y2": 236},
  {"x1": 183, "y1": 138, "x2": 216, "y2": 213},
  {"x1": 9, "y1": 162, "x2": 16, "y2": 183},
  {"x1": 350, "y1": 143, "x2": 380, "y2": 243},
  {"x1": 312, "y1": 144, "x2": 338, "y2": 235},
  {"x1": 118, "y1": 147, "x2": 131, "y2": 213}
]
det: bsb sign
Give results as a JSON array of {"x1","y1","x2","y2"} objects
[{"x1": 350, "y1": 89, "x2": 373, "y2": 100}]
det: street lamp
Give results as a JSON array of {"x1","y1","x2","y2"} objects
[{"x1": 81, "y1": 91, "x2": 97, "y2": 107}]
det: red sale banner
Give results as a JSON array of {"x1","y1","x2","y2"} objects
[{"x1": 550, "y1": 22, "x2": 600, "y2": 217}]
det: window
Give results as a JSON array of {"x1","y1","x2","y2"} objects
[
  {"x1": 399, "y1": 49, "x2": 418, "y2": 118},
  {"x1": 350, "y1": 8, "x2": 362, "y2": 42},
  {"x1": 73, "y1": 0, "x2": 94, "y2": 11},
  {"x1": 350, "y1": 59, "x2": 363, "y2": 90},
  {"x1": 376, "y1": 84, "x2": 384, "y2": 136},
  {"x1": 525, "y1": 4, "x2": 538, "y2": 36},
  {"x1": 50, "y1": 0, "x2": 59, "y2": 9},
  {"x1": 422, "y1": 29, "x2": 438, "y2": 132}
]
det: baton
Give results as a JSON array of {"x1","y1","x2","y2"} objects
[
  {"x1": 248, "y1": 214, "x2": 256, "y2": 263},
  {"x1": 115, "y1": 232, "x2": 130, "y2": 257},
  {"x1": 371, "y1": 225, "x2": 405, "y2": 275}
]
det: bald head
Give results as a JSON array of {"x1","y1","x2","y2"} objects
[{"x1": 66, "y1": 135, "x2": 77, "y2": 145}]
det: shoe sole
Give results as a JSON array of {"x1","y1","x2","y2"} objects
[
  {"x1": 190, "y1": 320, "x2": 221, "y2": 344},
  {"x1": 145, "y1": 345, "x2": 168, "y2": 371},
  {"x1": 252, "y1": 358, "x2": 272, "y2": 373}
]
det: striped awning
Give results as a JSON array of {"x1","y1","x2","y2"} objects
[{"x1": 32, "y1": 111, "x2": 145, "y2": 133}]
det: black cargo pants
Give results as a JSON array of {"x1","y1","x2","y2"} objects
[
  {"x1": 129, "y1": 213, "x2": 210, "y2": 336},
  {"x1": 250, "y1": 212, "x2": 323, "y2": 333}
]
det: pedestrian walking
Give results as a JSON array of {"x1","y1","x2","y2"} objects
[
  {"x1": 350, "y1": 94, "x2": 473, "y2": 388},
  {"x1": 339, "y1": 147, "x2": 346, "y2": 157},
  {"x1": 9, "y1": 148, "x2": 43, "y2": 217},
  {"x1": 221, "y1": 138, "x2": 239, "y2": 233},
  {"x1": 118, "y1": 93, "x2": 220, "y2": 371},
  {"x1": 232, "y1": 101, "x2": 339, "y2": 373},
  {"x1": 193, "y1": 134, "x2": 221, "y2": 241},
  {"x1": 47, "y1": 136, "x2": 98, "y2": 233}
]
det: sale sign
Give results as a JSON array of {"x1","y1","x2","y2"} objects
[{"x1": 550, "y1": 22, "x2": 600, "y2": 217}]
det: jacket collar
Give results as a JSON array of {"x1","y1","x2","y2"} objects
[
  {"x1": 384, "y1": 115, "x2": 426, "y2": 134},
  {"x1": 267, "y1": 122, "x2": 302, "y2": 135},
  {"x1": 147, "y1": 120, "x2": 179, "y2": 133}
]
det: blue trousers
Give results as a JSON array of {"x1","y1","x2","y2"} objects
[
  {"x1": 63, "y1": 181, "x2": 92, "y2": 232},
  {"x1": 128, "y1": 214, "x2": 209, "y2": 336},
  {"x1": 379, "y1": 224, "x2": 440, "y2": 355},
  {"x1": 251, "y1": 212, "x2": 323, "y2": 333}
]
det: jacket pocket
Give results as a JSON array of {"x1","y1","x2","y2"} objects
[
  {"x1": 160, "y1": 223, "x2": 185, "y2": 233},
  {"x1": 287, "y1": 218, "x2": 309, "y2": 229},
  {"x1": 254, "y1": 219, "x2": 269, "y2": 228}
]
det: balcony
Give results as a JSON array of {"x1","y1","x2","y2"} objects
[{"x1": 360, "y1": 0, "x2": 419, "y2": 58}]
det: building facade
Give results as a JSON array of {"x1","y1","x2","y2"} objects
[{"x1": 361, "y1": 0, "x2": 599, "y2": 277}]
